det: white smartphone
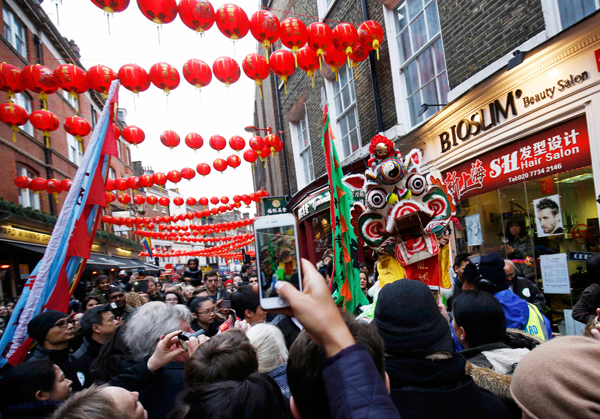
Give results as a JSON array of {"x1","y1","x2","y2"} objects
[{"x1": 253, "y1": 213, "x2": 302, "y2": 310}]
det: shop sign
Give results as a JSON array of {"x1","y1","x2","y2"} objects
[
  {"x1": 0, "y1": 224, "x2": 51, "y2": 245},
  {"x1": 19, "y1": 264, "x2": 29, "y2": 279},
  {"x1": 262, "y1": 196, "x2": 289, "y2": 216},
  {"x1": 297, "y1": 189, "x2": 365, "y2": 221},
  {"x1": 442, "y1": 116, "x2": 590, "y2": 201},
  {"x1": 439, "y1": 49, "x2": 599, "y2": 154},
  {"x1": 567, "y1": 251, "x2": 594, "y2": 262}
]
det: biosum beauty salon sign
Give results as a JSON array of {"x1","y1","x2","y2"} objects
[{"x1": 441, "y1": 116, "x2": 590, "y2": 201}]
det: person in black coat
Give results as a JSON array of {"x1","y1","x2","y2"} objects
[
  {"x1": 182, "y1": 257, "x2": 203, "y2": 286},
  {"x1": 504, "y1": 259, "x2": 546, "y2": 312},
  {"x1": 373, "y1": 280, "x2": 511, "y2": 419},
  {"x1": 0, "y1": 359, "x2": 72, "y2": 419},
  {"x1": 573, "y1": 252, "x2": 600, "y2": 323}
]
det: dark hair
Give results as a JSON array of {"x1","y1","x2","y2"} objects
[
  {"x1": 203, "y1": 270, "x2": 218, "y2": 281},
  {"x1": 248, "y1": 273, "x2": 258, "y2": 279},
  {"x1": 172, "y1": 373, "x2": 288, "y2": 419},
  {"x1": 79, "y1": 305, "x2": 112, "y2": 337},
  {"x1": 536, "y1": 197, "x2": 559, "y2": 215},
  {"x1": 287, "y1": 312, "x2": 385, "y2": 419},
  {"x1": 453, "y1": 290, "x2": 507, "y2": 348},
  {"x1": 90, "y1": 324, "x2": 132, "y2": 382},
  {"x1": 0, "y1": 359, "x2": 57, "y2": 410},
  {"x1": 81, "y1": 296, "x2": 101, "y2": 312},
  {"x1": 104, "y1": 286, "x2": 122, "y2": 300},
  {"x1": 230, "y1": 286, "x2": 259, "y2": 321},
  {"x1": 240, "y1": 264, "x2": 250, "y2": 275},
  {"x1": 189, "y1": 297, "x2": 212, "y2": 314},
  {"x1": 453, "y1": 253, "x2": 471, "y2": 269},
  {"x1": 164, "y1": 291, "x2": 186, "y2": 305},
  {"x1": 185, "y1": 329, "x2": 258, "y2": 387},
  {"x1": 95, "y1": 275, "x2": 109, "y2": 288},
  {"x1": 504, "y1": 218, "x2": 528, "y2": 240}
]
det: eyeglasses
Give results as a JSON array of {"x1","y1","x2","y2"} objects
[
  {"x1": 197, "y1": 308, "x2": 217, "y2": 315},
  {"x1": 53, "y1": 319, "x2": 75, "y2": 329},
  {"x1": 506, "y1": 273, "x2": 516, "y2": 279}
]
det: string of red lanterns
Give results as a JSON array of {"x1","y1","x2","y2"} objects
[{"x1": 139, "y1": 236, "x2": 255, "y2": 260}]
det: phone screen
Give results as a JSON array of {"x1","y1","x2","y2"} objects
[{"x1": 255, "y1": 224, "x2": 300, "y2": 299}]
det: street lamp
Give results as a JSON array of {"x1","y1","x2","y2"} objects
[
  {"x1": 417, "y1": 103, "x2": 446, "y2": 119},
  {"x1": 244, "y1": 125, "x2": 292, "y2": 201}
]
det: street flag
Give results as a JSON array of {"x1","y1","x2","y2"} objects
[
  {"x1": 140, "y1": 236, "x2": 153, "y2": 259},
  {"x1": 321, "y1": 94, "x2": 369, "y2": 313},
  {"x1": 0, "y1": 81, "x2": 120, "y2": 366}
]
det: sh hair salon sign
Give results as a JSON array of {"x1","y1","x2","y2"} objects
[
  {"x1": 441, "y1": 116, "x2": 590, "y2": 201},
  {"x1": 439, "y1": 50, "x2": 599, "y2": 154}
]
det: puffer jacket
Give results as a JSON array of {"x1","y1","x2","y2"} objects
[{"x1": 494, "y1": 290, "x2": 552, "y2": 341}]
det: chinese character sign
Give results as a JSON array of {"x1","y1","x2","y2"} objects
[{"x1": 442, "y1": 116, "x2": 590, "y2": 201}]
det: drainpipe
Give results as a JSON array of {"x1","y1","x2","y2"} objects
[
  {"x1": 273, "y1": 73, "x2": 292, "y2": 201},
  {"x1": 360, "y1": 0, "x2": 384, "y2": 133},
  {"x1": 35, "y1": 34, "x2": 55, "y2": 215}
]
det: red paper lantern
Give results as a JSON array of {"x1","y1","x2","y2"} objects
[
  {"x1": 29, "y1": 177, "x2": 47, "y2": 193},
  {"x1": 243, "y1": 149, "x2": 258, "y2": 164},
  {"x1": 85, "y1": 64, "x2": 117, "y2": 98},
  {"x1": 184, "y1": 132, "x2": 204, "y2": 151},
  {"x1": 64, "y1": 116, "x2": 91, "y2": 144},
  {"x1": 167, "y1": 170, "x2": 182, "y2": 183},
  {"x1": 173, "y1": 197, "x2": 184, "y2": 207},
  {"x1": 113, "y1": 123, "x2": 121, "y2": 139},
  {"x1": 14, "y1": 175, "x2": 30, "y2": 189},
  {"x1": 308, "y1": 22, "x2": 333, "y2": 62},
  {"x1": 279, "y1": 17, "x2": 308, "y2": 56},
  {"x1": 221, "y1": 196, "x2": 229, "y2": 204},
  {"x1": 0, "y1": 103, "x2": 28, "y2": 142},
  {"x1": 249, "y1": 135, "x2": 264, "y2": 151},
  {"x1": 210, "y1": 196, "x2": 219, "y2": 205},
  {"x1": 212, "y1": 57, "x2": 240, "y2": 86},
  {"x1": 146, "y1": 195, "x2": 158, "y2": 205},
  {"x1": 264, "y1": 134, "x2": 281, "y2": 152},
  {"x1": 181, "y1": 167, "x2": 196, "y2": 181},
  {"x1": 213, "y1": 158, "x2": 228, "y2": 173},
  {"x1": 29, "y1": 109, "x2": 60, "y2": 141},
  {"x1": 61, "y1": 179, "x2": 73, "y2": 191},
  {"x1": 297, "y1": 45, "x2": 319, "y2": 87},
  {"x1": 122, "y1": 125, "x2": 145, "y2": 146},
  {"x1": 215, "y1": 3, "x2": 249, "y2": 40},
  {"x1": 114, "y1": 178, "x2": 128, "y2": 191},
  {"x1": 160, "y1": 130, "x2": 180, "y2": 148},
  {"x1": 186, "y1": 197, "x2": 197, "y2": 206},
  {"x1": 137, "y1": 0, "x2": 178, "y2": 24},
  {"x1": 54, "y1": 64, "x2": 89, "y2": 100},
  {"x1": 323, "y1": 46, "x2": 347, "y2": 80},
  {"x1": 182, "y1": 59, "x2": 212, "y2": 89},
  {"x1": 138, "y1": 174, "x2": 153, "y2": 188},
  {"x1": 118, "y1": 193, "x2": 132, "y2": 205},
  {"x1": 20, "y1": 64, "x2": 58, "y2": 104},
  {"x1": 199, "y1": 197, "x2": 209, "y2": 206},
  {"x1": 350, "y1": 44, "x2": 369, "y2": 78},
  {"x1": 149, "y1": 62, "x2": 180, "y2": 94},
  {"x1": 134, "y1": 195, "x2": 146, "y2": 206},
  {"x1": 228, "y1": 135, "x2": 245, "y2": 152},
  {"x1": 158, "y1": 196, "x2": 170, "y2": 207},
  {"x1": 91, "y1": 0, "x2": 130, "y2": 14},
  {"x1": 0, "y1": 63, "x2": 25, "y2": 99},
  {"x1": 273, "y1": 136, "x2": 283, "y2": 152},
  {"x1": 269, "y1": 49, "x2": 295, "y2": 93},
  {"x1": 196, "y1": 163, "x2": 211, "y2": 176},
  {"x1": 258, "y1": 145, "x2": 271, "y2": 160},
  {"x1": 106, "y1": 192, "x2": 116, "y2": 203},
  {"x1": 242, "y1": 53, "x2": 270, "y2": 98},
  {"x1": 226, "y1": 154, "x2": 241, "y2": 168},
  {"x1": 152, "y1": 173, "x2": 167, "y2": 188},
  {"x1": 249, "y1": 10, "x2": 279, "y2": 59},
  {"x1": 178, "y1": 0, "x2": 215, "y2": 33},
  {"x1": 332, "y1": 23, "x2": 358, "y2": 57},
  {"x1": 358, "y1": 20, "x2": 384, "y2": 60},
  {"x1": 126, "y1": 177, "x2": 140, "y2": 190},
  {"x1": 209, "y1": 135, "x2": 226, "y2": 152},
  {"x1": 118, "y1": 64, "x2": 151, "y2": 94},
  {"x1": 233, "y1": 194, "x2": 241, "y2": 202}
]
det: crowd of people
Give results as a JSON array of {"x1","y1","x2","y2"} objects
[{"x1": 0, "y1": 249, "x2": 599, "y2": 419}]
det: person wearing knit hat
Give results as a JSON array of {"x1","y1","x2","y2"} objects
[
  {"x1": 24, "y1": 310, "x2": 84, "y2": 391},
  {"x1": 463, "y1": 252, "x2": 553, "y2": 343},
  {"x1": 511, "y1": 336, "x2": 600, "y2": 418},
  {"x1": 373, "y1": 279, "x2": 511, "y2": 419}
]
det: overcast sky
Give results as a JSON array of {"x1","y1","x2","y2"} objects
[{"x1": 42, "y1": 0, "x2": 261, "y2": 208}]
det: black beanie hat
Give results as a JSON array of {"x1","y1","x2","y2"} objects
[
  {"x1": 27, "y1": 310, "x2": 68, "y2": 343},
  {"x1": 463, "y1": 252, "x2": 509, "y2": 294},
  {"x1": 373, "y1": 279, "x2": 453, "y2": 356}
]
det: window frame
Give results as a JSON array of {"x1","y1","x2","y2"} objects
[
  {"x1": 67, "y1": 133, "x2": 82, "y2": 166},
  {"x1": 330, "y1": 64, "x2": 361, "y2": 161},
  {"x1": 16, "y1": 165, "x2": 40, "y2": 209},
  {"x1": 14, "y1": 91, "x2": 33, "y2": 136},
  {"x1": 3, "y1": 5, "x2": 27, "y2": 57},
  {"x1": 289, "y1": 105, "x2": 315, "y2": 189}
]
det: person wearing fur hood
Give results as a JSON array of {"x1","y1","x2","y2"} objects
[{"x1": 453, "y1": 290, "x2": 541, "y2": 418}]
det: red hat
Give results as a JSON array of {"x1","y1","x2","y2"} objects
[{"x1": 224, "y1": 279, "x2": 233, "y2": 286}]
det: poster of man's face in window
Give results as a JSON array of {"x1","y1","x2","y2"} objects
[{"x1": 534, "y1": 194, "x2": 563, "y2": 237}]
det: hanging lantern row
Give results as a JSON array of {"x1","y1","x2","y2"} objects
[
  {"x1": 139, "y1": 236, "x2": 255, "y2": 258},
  {"x1": 104, "y1": 216, "x2": 254, "y2": 233},
  {"x1": 14, "y1": 176, "x2": 72, "y2": 202},
  {"x1": 88, "y1": 1, "x2": 383, "y2": 61}
]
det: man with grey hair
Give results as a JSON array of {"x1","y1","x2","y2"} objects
[
  {"x1": 123, "y1": 302, "x2": 195, "y2": 419},
  {"x1": 504, "y1": 259, "x2": 546, "y2": 312}
]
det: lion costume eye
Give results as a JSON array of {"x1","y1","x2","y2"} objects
[
  {"x1": 406, "y1": 174, "x2": 426, "y2": 195},
  {"x1": 376, "y1": 159, "x2": 403, "y2": 185},
  {"x1": 367, "y1": 188, "x2": 387, "y2": 209}
]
